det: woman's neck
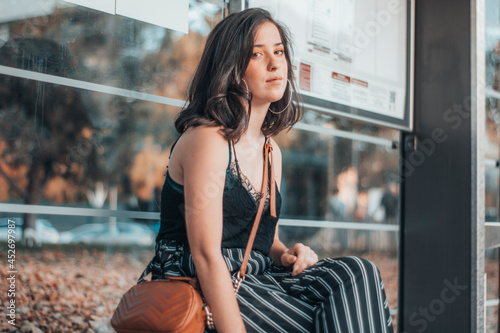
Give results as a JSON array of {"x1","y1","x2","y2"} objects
[{"x1": 246, "y1": 103, "x2": 269, "y2": 140}]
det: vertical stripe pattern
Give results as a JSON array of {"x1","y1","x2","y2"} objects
[{"x1": 143, "y1": 239, "x2": 394, "y2": 333}]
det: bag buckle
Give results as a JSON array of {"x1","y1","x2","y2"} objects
[
  {"x1": 204, "y1": 305, "x2": 215, "y2": 330},
  {"x1": 233, "y1": 271, "x2": 245, "y2": 294}
]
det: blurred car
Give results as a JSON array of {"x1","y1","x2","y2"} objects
[
  {"x1": 58, "y1": 221, "x2": 155, "y2": 246},
  {"x1": 0, "y1": 217, "x2": 59, "y2": 244},
  {"x1": 150, "y1": 221, "x2": 161, "y2": 234}
]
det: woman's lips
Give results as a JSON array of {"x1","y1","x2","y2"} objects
[{"x1": 266, "y1": 75, "x2": 283, "y2": 82}]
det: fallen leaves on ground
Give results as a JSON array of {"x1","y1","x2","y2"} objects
[
  {"x1": 0, "y1": 245, "x2": 408, "y2": 332},
  {"x1": 0, "y1": 245, "x2": 152, "y2": 333}
]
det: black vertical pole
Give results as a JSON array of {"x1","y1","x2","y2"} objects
[{"x1": 399, "y1": 0, "x2": 482, "y2": 332}]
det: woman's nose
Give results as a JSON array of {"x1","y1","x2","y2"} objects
[{"x1": 268, "y1": 55, "x2": 281, "y2": 71}]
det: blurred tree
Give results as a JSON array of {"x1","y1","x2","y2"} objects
[
  {"x1": 0, "y1": 3, "x2": 222, "y2": 240},
  {"x1": 0, "y1": 37, "x2": 104, "y2": 245}
]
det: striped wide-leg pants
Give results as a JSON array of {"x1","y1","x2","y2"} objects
[
  {"x1": 223, "y1": 250, "x2": 394, "y2": 333},
  {"x1": 145, "y1": 240, "x2": 393, "y2": 333}
]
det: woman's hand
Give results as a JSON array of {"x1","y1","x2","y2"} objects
[{"x1": 280, "y1": 243, "x2": 318, "y2": 276}]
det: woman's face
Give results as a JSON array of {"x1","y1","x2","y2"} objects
[{"x1": 243, "y1": 21, "x2": 288, "y2": 108}]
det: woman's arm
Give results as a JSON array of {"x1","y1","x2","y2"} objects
[
  {"x1": 268, "y1": 139, "x2": 318, "y2": 276},
  {"x1": 268, "y1": 139, "x2": 287, "y2": 265},
  {"x1": 174, "y1": 126, "x2": 246, "y2": 333}
]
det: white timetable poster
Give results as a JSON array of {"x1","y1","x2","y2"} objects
[{"x1": 248, "y1": 0, "x2": 411, "y2": 129}]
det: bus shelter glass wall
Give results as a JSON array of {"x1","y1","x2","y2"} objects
[
  {"x1": 484, "y1": 0, "x2": 500, "y2": 330},
  {"x1": 0, "y1": 1, "x2": 221, "y2": 219}
]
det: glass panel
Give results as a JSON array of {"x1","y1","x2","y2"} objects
[
  {"x1": 276, "y1": 112, "x2": 400, "y2": 226},
  {"x1": 486, "y1": 249, "x2": 500, "y2": 333},
  {"x1": 486, "y1": 167, "x2": 500, "y2": 222},
  {"x1": 0, "y1": 212, "x2": 159, "y2": 246},
  {"x1": 485, "y1": 97, "x2": 500, "y2": 161},
  {"x1": 0, "y1": 77, "x2": 181, "y2": 216},
  {"x1": 486, "y1": 0, "x2": 500, "y2": 331},
  {"x1": 487, "y1": 305, "x2": 499, "y2": 333},
  {"x1": 0, "y1": 0, "x2": 224, "y2": 216},
  {"x1": 0, "y1": 0, "x2": 222, "y2": 100},
  {"x1": 486, "y1": 0, "x2": 500, "y2": 93},
  {"x1": 487, "y1": 0, "x2": 500, "y2": 26},
  {"x1": 486, "y1": 2, "x2": 500, "y2": 223}
]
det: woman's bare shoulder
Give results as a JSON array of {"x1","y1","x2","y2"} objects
[
  {"x1": 181, "y1": 126, "x2": 226, "y2": 148},
  {"x1": 173, "y1": 125, "x2": 229, "y2": 165}
]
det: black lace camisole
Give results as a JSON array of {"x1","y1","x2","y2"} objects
[{"x1": 155, "y1": 139, "x2": 282, "y2": 256}]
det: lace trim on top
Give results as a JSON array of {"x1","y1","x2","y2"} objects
[{"x1": 229, "y1": 161, "x2": 270, "y2": 208}]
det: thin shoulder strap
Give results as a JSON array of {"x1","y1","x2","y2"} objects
[
  {"x1": 230, "y1": 140, "x2": 241, "y2": 177},
  {"x1": 228, "y1": 140, "x2": 233, "y2": 170},
  {"x1": 168, "y1": 136, "x2": 181, "y2": 159}
]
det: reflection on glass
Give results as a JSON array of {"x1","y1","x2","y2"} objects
[
  {"x1": 0, "y1": 75, "x2": 181, "y2": 214},
  {"x1": 275, "y1": 113, "x2": 399, "y2": 254},
  {"x1": 486, "y1": 98, "x2": 500, "y2": 161},
  {"x1": 486, "y1": 248, "x2": 500, "y2": 332},
  {"x1": 486, "y1": 168, "x2": 500, "y2": 222},
  {"x1": 485, "y1": 1, "x2": 500, "y2": 330},
  {"x1": 485, "y1": 9, "x2": 500, "y2": 222},
  {"x1": 0, "y1": 0, "x2": 222, "y2": 99},
  {"x1": 0, "y1": 0, "x2": 223, "y2": 218},
  {"x1": 276, "y1": 112, "x2": 400, "y2": 224},
  {"x1": 486, "y1": 0, "x2": 500, "y2": 26}
]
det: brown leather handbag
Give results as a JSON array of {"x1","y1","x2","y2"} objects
[
  {"x1": 111, "y1": 276, "x2": 206, "y2": 332},
  {"x1": 111, "y1": 138, "x2": 276, "y2": 333}
]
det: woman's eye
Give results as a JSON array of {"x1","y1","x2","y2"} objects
[
  {"x1": 276, "y1": 49, "x2": 284, "y2": 55},
  {"x1": 252, "y1": 52, "x2": 262, "y2": 58}
]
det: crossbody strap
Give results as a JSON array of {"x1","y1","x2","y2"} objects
[
  {"x1": 139, "y1": 138, "x2": 277, "y2": 292},
  {"x1": 234, "y1": 137, "x2": 277, "y2": 292}
]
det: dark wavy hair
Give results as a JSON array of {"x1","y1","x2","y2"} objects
[{"x1": 174, "y1": 8, "x2": 302, "y2": 141}]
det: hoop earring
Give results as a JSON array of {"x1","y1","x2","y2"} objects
[
  {"x1": 269, "y1": 79, "x2": 292, "y2": 115},
  {"x1": 241, "y1": 78, "x2": 249, "y2": 93}
]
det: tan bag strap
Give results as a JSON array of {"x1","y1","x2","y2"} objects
[
  {"x1": 140, "y1": 138, "x2": 277, "y2": 294},
  {"x1": 234, "y1": 137, "x2": 276, "y2": 291}
]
